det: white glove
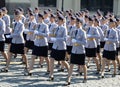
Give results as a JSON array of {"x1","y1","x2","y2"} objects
[
  {"x1": 104, "y1": 38, "x2": 108, "y2": 41},
  {"x1": 87, "y1": 34, "x2": 91, "y2": 37},
  {"x1": 67, "y1": 35, "x2": 71, "y2": 40},
  {"x1": 6, "y1": 35, "x2": 11, "y2": 38},
  {"x1": 24, "y1": 29, "x2": 29, "y2": 33},
  {"x1": 34, "y1": 30, "x2": 38, "y2": 34},
  {"x1": 51, "y1": 37, "x2": 56, "y2": 42},
  {"x1": 72, "y1": 39, "x2": 77, "y2": 43}
]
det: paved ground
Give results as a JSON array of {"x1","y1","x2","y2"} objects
[{"x1": 0, "y1": 45, "x2": 120, "y2": 87}]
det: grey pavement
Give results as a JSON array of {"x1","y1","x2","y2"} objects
[{"x1": 0, "y1": 45, "x2": 120, "y2": 87}]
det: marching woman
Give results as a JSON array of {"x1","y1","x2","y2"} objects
[
  {"x1": 0, "y1": 10, "x2": 8, "y2": 63},
  {"x1": 100, "y1": 17, "x2": 109, "y2": 48},
  {"x1": 65, "y1": 18, "x2": 87, "y2": 85},
  {"x1": 100, "y1": 19, "x2": 118, "y2": 78},
  {"x1": 25, "y1": 13, "x2": 50, "y2": 75},
  {"x1": 24, "y1": 12, "x2": 36, "y2": 55},
  {"x1": 94, "y1": 18, "x2": 104, "y2": 65},
  {"x1": 2, "y1": 7, "x2": 12, "y2": 53},
  {"x1": 48, "y1": 14, "x2": 58, "y2": 51},
  {"x1": 48, "y1": 15, "x2": 70, "y2": 81},
  {"x1": 0, "y1": 10, "x2": 28, "y2": 72},
  {"x1": 66, "y1": 16, "x2": 76, "y2": 61},
  {"x1": 85, "y1": 17, "x2": 100, "y2": 73}
]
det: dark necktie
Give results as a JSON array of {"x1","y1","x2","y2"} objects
[
  {"x1": 75, "y1": 29, "x2": 78, "y2": 37},
  {"x1": 106, "y1": 30, "x2": 110, "y2": 38},
  {"x1": 14, "y1": 22, "x2": 17, "y2": 29},
  {"x1": 87, "y1": 27, "x2": 90, "y2": 34},
  {"x1": 70, "y1": 26, "x2": 72, "y2": 31},
  {"x1": 55, "y1": 27, "x2": 59, "y2": 35},
  {"x1": 49, "y1": 24, "x2": 51, "y2": 29},
  {"x1": 28, "y1": 22, "x2": 31, "y2": 29},
  {"x1": 38, "y1": 24, "x2": 41, "y2": 29}
]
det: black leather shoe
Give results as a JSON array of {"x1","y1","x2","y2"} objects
[
  {"x1": 63, "y1": 82, "x2": 71, "y2": 86},
  {"x1": 105, "y1": 69, "x2": 110, "y2": 72},
  {"x1": 0, "y1": 68, "x2": 8, "y2": 72},
  {"x1": 83, "y1": 79, "x2": 87, "y2": 83},
  {"x1": 58, "y1": 69, "x2": 64, "y2": 72},
  {"x1": 47, "y1": 76, "x2": 54, "y2": 81},
  {"x1": 112, "y1": 74, "x2": 116, "y2": 77}
]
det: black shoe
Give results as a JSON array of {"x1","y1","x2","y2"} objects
[
  {"x1": 87, "y1": 65, "x2": 90, "y2": 68},
  {"x1": 105, "y1": 69, "x2": 110, "y2": 72},
  {"x1": 40, "y1": 64, "x2": 43, "y2": 68},
  {"x1": 21, "y1": 61, "x2": 26, "y2": 64},
  {"x1": 99, "y1": 75, "x2": 104, "y2": 78},
  {"x1": 76, "y1": 72, "x2": 83, "y2": 76},
  {"x1": 58, "y1": 69, "x2": 64, "y2": 72},
  {"x1": 112, "y1": 74, "x2": 116, "y2": 77},
  {"x1": 118, "y1": 67, "x2": 120, "y2": 70},
  {"x1": 14, "y1": 54, "x2": 17, "y2": 58},
  {"x1": 24, "y1": 72, "x2": 32, "y2": 76},
  {"x1": 24, "y1": 69, "x2": 32, "y2": 76},
  {"x1": 0, "y1": 68, "x2": 8, "y2": 72},
  {"x1": 96, "y1": 70, "x2": 100, "y2": 74},
  {"x1": 63, "y1": 82, "x2": 71, "y2": 86},
  {"x1": 80, "y1": 72, "x2": 83, "y2": 75},
  {"x1": 83, "y1": 79, "x2": 87, "y2": 83},
  {"x1": 47, "y1": 76, "x2": 54, "y2": 81}
]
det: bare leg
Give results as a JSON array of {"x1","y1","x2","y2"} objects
[
  {"x1": 22, "y1": 54, "x2": 28, "y2": 68},
  {"x1": 97, "y1": 53, "x2": 102, "y2": 65},
  {"x1": 61, "y1": 61, "x2": 70, "y2": 72},
  {"x1": 94, "y1": 57, "x2": 100, "y2": 71},
  {"x1": 39, "y1": 57, "x2": 44, "y2": 67},
  {"x1": 67, "y1": 64, "x2": 74, "y2": 82},
  {"x1": 29, "y1": 55, "x2": 36, "y2": 71},
  {"x1": 5, "y1": 52, "x2": 13, "y2": 69},
  {"x1": 112, "y1": 60, "x2": 117, "y2": 75},
  {"x1": 49, "y1": 58, "x2": 54, "y2": 77},
  {"x1": 1, "y1": 51, "x2": 8, "y2": 61},
  {"x1": 44, "y1": 57, "x2": 50, "y2": 72},
  {"x1": 101, "y1": 58, "x2": 107, "y2": 77},
  {"x1": 86, "y1": 57, "x2": 91, "y2": 68}
]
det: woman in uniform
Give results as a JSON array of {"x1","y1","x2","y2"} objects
[
  {"x1": 65, "y1": 18, "x2": 87, "y2": 85},
  {"x1": 48, "y1": 15, "x2": 70, "y2": 81},
  {"x1": 101, "y1": 19, "x2": 118, "y2": 78},
  {"x1": 25, "y1": 13, "x2": 50, "y2": 75},
  {"x1": 0, "y1": 10, "x2": 28, "y2": 72}
]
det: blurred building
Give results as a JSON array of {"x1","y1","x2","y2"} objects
[{"x1": 0, "y1": 0, "x2": 120, "y2": 15}]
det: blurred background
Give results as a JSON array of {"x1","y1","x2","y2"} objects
[{"x1": 0, "y1": 0, "x2": 119, "y2": 16}]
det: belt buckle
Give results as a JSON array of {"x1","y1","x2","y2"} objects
[
  {"x1": 74, "y1": 43, "x2": 79, "y2": 46},
  {"x1": 50, "y1": 34, "x2": 55, "y2": 37},
  {"x1": 28, "y1": 32, "x2": 32, "y2": 35},
  {"x1": 106, "y1": 41, "x2": 110, "y2": 44}
]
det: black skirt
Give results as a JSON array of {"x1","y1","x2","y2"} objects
[
  {"x1": 10, "y1": 43, "x2": 25, "y2": 54},
  {"x1": 32, "y1": 46, "x2": 48, "y2": 57},
  {"x1": 66, "y1": 46, "x2": 72, "y2": 54},
  {"x1": 86, "y1": 48, "x2": 97, "y2": 57},
  {"x1": 23, "y1": 33, "x2": 27, "y2": 41},
  {"x1": 50, "y1": 49, "x2": 66, "y2": 61},
  {"x1": 70, "y1": 53, "x2": 86, "y2": 65},
  {"x1": 97, "y1": 45, "x2": 100, "y2": 53},
  {"x1": 0, "y1": 41, "x2": 5, "y2": 52},
  {"x1": 48, "y1": 43, "x2": 53, "y2": 50},
  {"x1": 25, "y1": 40, "x2": 34, "y2": 49},
  {"x1": 116, "y1": 48, "x2": 119, "y2": 56},
  {"x1": 103, "y1": 50, "x2": 116, "y2": 60},
  {"x1": 4, "y1": 33, "x2": 12, "y2": 44},
  {"x1": 100, "y1": 41, "x2": 105, "y2": 48}
]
